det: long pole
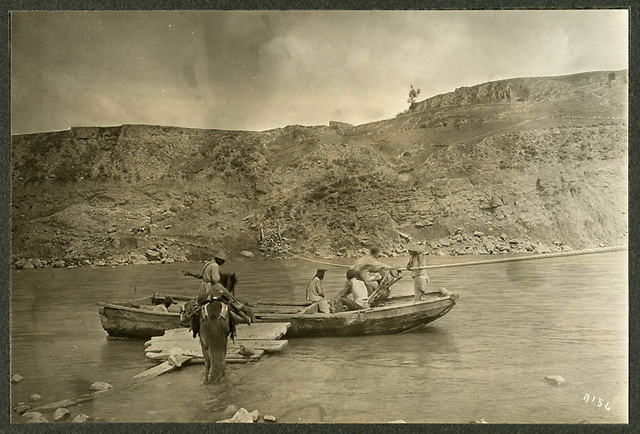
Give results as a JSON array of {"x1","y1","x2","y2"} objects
[
  {"x1": 412, "y1": 244, "x2": 627, "y2": 271},
  {"x1": 284, "y1": 245, "x2": 626, "y2": 270}
]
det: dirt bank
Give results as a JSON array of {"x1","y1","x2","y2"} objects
[{"x1": 11, "y1": 70, "x2": 628, "y2": 268}]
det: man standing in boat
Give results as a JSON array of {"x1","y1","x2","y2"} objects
[
  {"x1": 406, "y1": 244, "x2": 430, "y2": 302},
  {"x1": 306, "y1": 268, "x2": 333, "y2": 313}
]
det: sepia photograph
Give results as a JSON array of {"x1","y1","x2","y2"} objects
[{"x1": 8, "y1": 9, "x2": 628, "y2": 424}]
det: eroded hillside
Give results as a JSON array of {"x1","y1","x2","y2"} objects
[{"x1": 11, "y1": 70, "x2": 628, "y2": 267}]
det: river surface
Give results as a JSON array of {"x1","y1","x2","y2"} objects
[{"x1": 10, "y1": 252, "x2": 628, "y2": 423}]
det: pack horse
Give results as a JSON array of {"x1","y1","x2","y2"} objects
[{"x1": 197, "y1": 273, "x2": 237, "y2": 384}]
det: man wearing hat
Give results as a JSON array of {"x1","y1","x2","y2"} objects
[
  {"x1": 406, "y1": 244, "x2": 430, "y2": 302},
  {"x1": 306, "y1": 268, "x2": 332, "y2": 313},
  {"x1": 198, "y1": 250, "x2": 227, "y2": 296}
]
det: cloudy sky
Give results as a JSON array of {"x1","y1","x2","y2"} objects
[{"x1": 11, "y1": 10, "x2": 628, "y2": 135}]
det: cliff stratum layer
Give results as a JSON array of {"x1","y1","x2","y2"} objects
[{"x1": 11, "y1": 70, "x2": 628, "y2": 267}]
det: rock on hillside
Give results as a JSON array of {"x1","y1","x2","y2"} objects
[{"x1": 10, "y1": 70, "x2": 627, "y2": 266}]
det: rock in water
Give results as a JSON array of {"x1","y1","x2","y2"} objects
[
  {"x1": 263, "y1": 415, "x2": 277, "y2": 423},
  {"x1": 240, "y1": 251, "x2": 254, "y2": 258},
  {"x1": 388, "y1": 420, "x2": 407, "y2": 423},
  {"x1": 53, "y1": 408, "x2": 71, "y2": 421},
  {"x1": 89, "y1": 381, "x2": 113, "y2": 391},
  {"x1": 20, "y1": 412, "x2": 43, "y2": 421},
  {"x1": 25, "y1": 416, "x2": 48, "y2": 423},
  {"x1": 231, "y1": 408, "x2": 254, "y2": 423},
  {"x1": 14, "y1": 403, "x2": 31, "y2": 414},
  {"x1": 544, "y1": 375, "x2": 566, "y2": 386},
  {"x1": 222, "y1": 405, "x2": 238, "y2": 418},
  {"x1": 73, "y1": 414, "x2": 92, "y2": 423},
  {"x1": 11, "y1": 374, "x2": 24, "y2": 383},
  {"x1": 29, "y1": 394, "x2": 42, "y2": 402},
  {"x1": 249, "y1": 410, "x2": 260, "y2": 421}
]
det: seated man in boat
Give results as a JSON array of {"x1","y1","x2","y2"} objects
[
  {"x1": 153, "y1": 296, "x2": 175, "y2": 313},
  {"x1": 305, "y1": 268, "x2": 333, "y2": 313},
  {"x1": 333, "y1": 269, "x2": 370, "y2": 311},
  {"x1": 350, "y1": 247, "x2": 398, "y2": 295}
]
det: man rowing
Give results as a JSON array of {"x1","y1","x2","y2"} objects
[{"x1": 350, "y1": 247, "x2": 399, "y2": 295}]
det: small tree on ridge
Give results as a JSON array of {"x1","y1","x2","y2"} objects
[{"x1": 407, "y1": 85, "x2": 421, "y2": 106}]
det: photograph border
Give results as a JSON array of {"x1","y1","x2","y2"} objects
[{"x1": 1, "y1": 1, "x2": 637, "y2": 432}]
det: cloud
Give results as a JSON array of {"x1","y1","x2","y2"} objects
[{"x1": 11, "y1": 10, "x2": 628, "y2": 134}]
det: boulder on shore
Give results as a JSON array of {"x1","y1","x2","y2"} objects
[
  {"x1": 145, "y1": 249, "x2": 161, "y2": 261},
  {"x1": 29, "y1": 394, "x2": 42, "y2": 402}
]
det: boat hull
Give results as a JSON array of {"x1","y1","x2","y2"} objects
[
  {"x1": 255, "y1": 296, "x2": 456, "y2": 337},
  {"x1": 98, "y1": 304, "x2": 182, "y2": 338},
  {"x1": 97, "y1": 293, "x2": 457, "y2": 339}
]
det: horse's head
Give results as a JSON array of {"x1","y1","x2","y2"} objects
[{"x1": 219, "y1": 272, "x2": 237, "y2": 295}]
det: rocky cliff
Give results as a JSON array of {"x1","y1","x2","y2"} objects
[{"x1": 11, "y1": 70, "x2": 628, "y2": 268}]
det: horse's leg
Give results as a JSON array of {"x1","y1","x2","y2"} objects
[
  {"x1": 209, "y1": 317, "x2": 229, "y2": 382},
  {"x1": 199, "y1": 317, "x2": 211, "y2": 385}
]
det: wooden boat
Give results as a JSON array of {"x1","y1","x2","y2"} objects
[
  {"x1": 97, "y1": 291, "x2": 458, "y2": 339},
  {"x1": 97, "y1": 293, "x2": 190, "y2": 338},
  {"x1": 251, "y1": 291, "x2": 458, "y2": 337}
]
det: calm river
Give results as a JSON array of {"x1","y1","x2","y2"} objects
[{"x1": 10, "y1": 251, "x2": 627, "y2": 423}]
